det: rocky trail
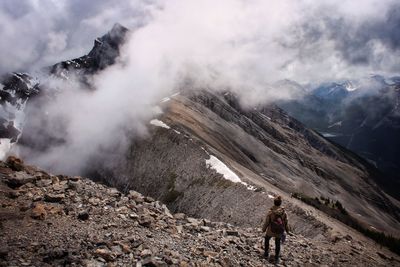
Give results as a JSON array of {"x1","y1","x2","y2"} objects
[{"x1": 0, "y1": 157, "x2": 399, "y2": 267}]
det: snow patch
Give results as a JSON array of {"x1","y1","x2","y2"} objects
[
  {"x1": 150, "y1": 119, "x2": 170, "y2": 129},
  {"x1": 328, "y1": 121, "x2": 342, "y2": 128},
  {"x1": 95, "y1": 38, "x2": 103, "y2": 45},
  {"x1": 260, "y1": 114, "x2": 272, "y2": 121},
  {"x1": 246, "y1": 185, "x2": 257, "y2": 191},
  {"x1": 59, "y1": 70, "x2": 69, "y2": 80},
  {"x1": 267, "y1": 194, "x2": 275, "y2": 199},
  {"x1": 160, "y1": 92, "x2": 180, "y2": 103},
  {"x1": 206, "y1": 155, "x2": 242, "y2": 183},
  {"x1": 201, "y1": 147, "x2": 210, "y2": 155},
  {"x1": 206, "y1": 155, "x2": 255, "y2": 191},
  {"x1": 0, "y1": 139, "x2": 11, "y2": 160},
  {"x1": 161, "y1": 97, "x2": 170, "y2": 103},
  {"x1": 321, "y1": 132, "x2": 338, "y2": 138},
  {"x1": 344, "y1": 81, "x2": 358, "y2": 92},
  {"x1": 13, "y1": 73, "x2": 25, "y2": 83}
]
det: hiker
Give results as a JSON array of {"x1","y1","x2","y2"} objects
[{"x1": 262, "y1": 195, "x2": 289, "y2": 264}]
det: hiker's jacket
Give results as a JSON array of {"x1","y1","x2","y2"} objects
[{"x1": 262, "y1": 205, "x2": 289, "y2": 238}]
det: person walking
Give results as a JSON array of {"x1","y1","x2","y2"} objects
[{"x1": 262, "y1": 195, "x2": 289, "y2": 264}]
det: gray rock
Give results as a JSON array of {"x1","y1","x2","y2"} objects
[
  {"x1": 35, "y1": 179, "x2": 53, "y2": 187},
  {"x1": 94, "y1": 248, "x2": 115, "y2": 262},
  {"x1": 173, "y1": 213, "x2": 186, "y2": 220},
  {"x1": 139, "y1": 215, "x2": 154, "y2": 227},
  {"x1": 84, "y1": 259, "x2": 105, "y2": 267},
  {"x1": 200, "y1": 226, "x2": 211, "y2": 232},
  {"x1": 6, "y1": 172, "x2": 36, "y2": 188},
  {"x1": 140, "y1": 249, "x2": 152, "y2": 258},
  {"x1": 226, "y1": 230, "x2": 240, "y2": 237},
  {"x1": 144, "y1": 196, "x2": 155, "y2": 203},
  {"x1": 78, "y1": 210, "x2": 90, "y2": 221},
  {"x1": 129, "y1": 213, "x2": 139, "y2": 219},
  {"x1": 44, "y1": 193, "x2": 65, "y2": 203}
]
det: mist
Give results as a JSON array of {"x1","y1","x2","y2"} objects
[{"x1": 2, "y1": 0, "x2": 400, "y2": 174}]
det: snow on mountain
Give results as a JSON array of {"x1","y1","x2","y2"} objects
[
  {"x1": 205, "y1": 155, "x2": 255, "y2": 191},
  {"x1": 150, "y1": 119, "x2": 170, "y2": 129},
  {"x1": 343, "y1": 80, "x2": 358, "y2": 91},
  {"x1": 278, "y1": 76, "x2": 400, "y2": 201},
  {"x1": 205, "y1": 155, "x2": 241, "y2": 183},
  {"x1": 328, "y1": 121, "x2": 342, "y2": 128}
]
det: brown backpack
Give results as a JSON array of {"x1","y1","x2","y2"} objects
[{"x1": 270, "y1": 212, "x2": 285, "y2": 234}]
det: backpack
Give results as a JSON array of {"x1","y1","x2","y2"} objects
[{"x1": 270, "y1": 212, "x2": 285, "y2": 235}]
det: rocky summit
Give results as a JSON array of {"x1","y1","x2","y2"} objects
[{"x1": 0, "y1": 157, "x2": 399, "y2": 267}]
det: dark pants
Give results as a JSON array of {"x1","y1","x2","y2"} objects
[{"x1": 264, "y1": 236, "x2": 281, "y2": 259}]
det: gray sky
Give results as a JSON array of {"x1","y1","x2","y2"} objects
[{"x1": 0, "y1": 0, "x2": 399, "y2": 81}]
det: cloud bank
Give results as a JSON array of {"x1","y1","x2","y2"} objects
[{"x1": 1, "y1": 0, "x2": 399, "y2": 81}]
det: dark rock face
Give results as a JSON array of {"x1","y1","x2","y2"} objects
[
  {"x1": 49, "y1": 23, "x2": 128, "y2": 81},
  {"x1": 0, "y1": 73, "x2": 39, "y2": 142},
  {"x1": 0, "y1": 72, "x2": 39, "y2": 105},
  {"x1": 1, "y1": 157, "x2": 399, "y2": 266}
]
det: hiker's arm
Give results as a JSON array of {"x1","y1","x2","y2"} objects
[
  {"x1": 261, "y1": 213, "x2": 270, "y2": 232},
  {"x1": 284, "y1": 212, "x2": 290, "y2": 233}
]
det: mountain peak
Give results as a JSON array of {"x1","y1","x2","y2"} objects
[
  {"x1": 110, "y1": 23, "x2": 128, "y2": 34},
  {"x1": 100, "y1": 23, "x2": 129, "y2": 49},
  {"x1": 49, "y1": 23, "x2": 129, "y2": 77}
]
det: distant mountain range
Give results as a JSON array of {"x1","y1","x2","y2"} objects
[{"x1": 278, "y1": 77, "x2": 400, "y2": 199}]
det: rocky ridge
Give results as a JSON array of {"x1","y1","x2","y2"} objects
[
  {"x1": 1, "y1": 157, "x2": 399, "y2": 267},
  {"x1": 100, "y1": 90, "x2": 400, "y2": 237}
]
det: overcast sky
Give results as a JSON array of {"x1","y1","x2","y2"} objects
[{"x1": 1, "y1": 0, "x2": 399, "y2": 81}]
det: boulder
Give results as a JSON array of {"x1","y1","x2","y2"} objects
[
  {"x1": 140, "y1": 249, "x2": 152, "y2": 258},
  {"x1": 144, "y1": 196, "x2": 155, "y2": 203},
  {"x1": 173, "y1": 213, "x2": 186, "y2": 220},
  {"x1": 44, "y1": 193, "x2": 65, "y2": 203},
  {"x1": 78, "y1": 210, "x2": 90, "y2": 221},
  {"x1": 6, "y1": 156, "x2": 24, "y2": 171},
  {"x1": 226, "y1": 230, "x2": 240, "y2": 237},
  {"x1": 139, "y1": 215, "x2": 154, "y2": 227},
  {"x1": 203, "y1": 251, "x2": 218, "y2": 257},
  {"x1": 6, "y1": 172, "x2": 35, "y2": 188},
  {"x1": 94, "y1": 248, "x2": 115, "y2": 262},
  {"x1": 31, "y1": 203, "x2": 47, "y2": 220},
  {"x1": 35, "y1": 179, "x2": 53, "y2": 187}
]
